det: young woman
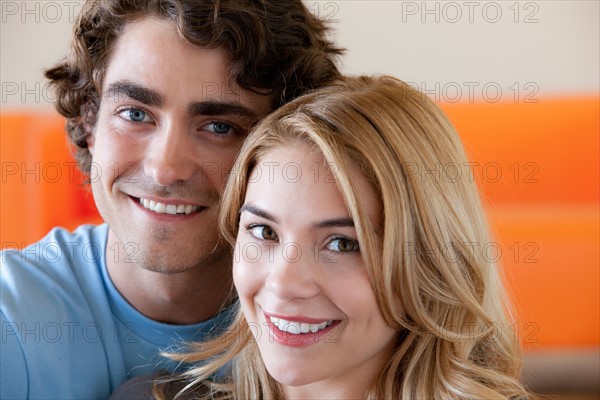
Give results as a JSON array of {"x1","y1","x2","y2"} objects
[{"x1": 152, "y1": 76, "x2": 528, "y2": 399}]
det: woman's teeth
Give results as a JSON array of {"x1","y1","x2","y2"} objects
[
  {"x1": 270, "y1": 316, "x2": 334, "y2": 334},
  {"x1": 139, "y1": 198, "x2": 199, "y2": 215}
]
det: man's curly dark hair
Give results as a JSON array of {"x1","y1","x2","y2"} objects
[{"x1": 45, "y1": 0, "x2": 343, "y2": 176}]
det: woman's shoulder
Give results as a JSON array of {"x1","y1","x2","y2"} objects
[
  {"x1": 110, "y1": 372, "x2": 192, "y2": 400},
  {"x1": 110, "y1": 374, "x2": 156, "y2": 400}
]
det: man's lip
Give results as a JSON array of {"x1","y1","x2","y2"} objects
[
  {"x1": 128, "y1": 195, "x2": 203, "y2": 207},
  {"x1": 129, "y1": 195, "x2": 207, "y2": 216}
]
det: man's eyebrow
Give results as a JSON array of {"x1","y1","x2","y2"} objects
[
  {"x1": 314, "y1": 218, "x2": 355, "y2": 229},
  {"x1": 104, "y1": 81, "x2": 163, "y2": 107},
  {"x1": 239, "y1": 205, "x2": 279, "y2": 223},
  {"x1": 188, "y1": 101, "x2": 259, "y2": 120}
]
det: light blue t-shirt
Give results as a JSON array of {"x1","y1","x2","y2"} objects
[{"x1": 1, "y1": 224, "x2": 234, "y2": 399}]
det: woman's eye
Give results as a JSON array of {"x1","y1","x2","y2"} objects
[
  {"x1": 249, "y1": 225, "x2": 278, "y2": 241},
  {"x1": 118, "y1": 108, "x2": 151, "y2": 123},
  {"x1": 327, "y1": 237, "x2": 360, "y2": 253},
  {"x1": 202, "y1": 121, "x2": 235, "y2": 136}
]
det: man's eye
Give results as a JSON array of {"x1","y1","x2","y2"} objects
[
  {"x1": 202, "y1": 121, "x2": 235, "y2": 136},
  {"x1": 118, "y1": 108, "x2": 151, "y2": 123},
  {"x1": 248, "y1": 225, "x2": 278, "y2": 241},
  {"x1": 327, "y1": 237, "x2": 360, "y2": 253}
]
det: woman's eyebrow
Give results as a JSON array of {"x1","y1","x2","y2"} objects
[
  {"x1": 239, "y1": 205, "x2": 278, "y2": 223},
  {"x1": 240, "y1": 205, "x2": 354, "y2": 228},
  {"x1": 313, "y1": 218, "x2": 355, "y2": 229}
]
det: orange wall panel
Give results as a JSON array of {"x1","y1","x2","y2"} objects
[
  {"x1": 1, "y1": 97, "x2": 599, "y2": 351},
  {"x1": 1, "y1": 113, "x2": 100, "y2": 246},
  {"x1": 441, "y1": 97, "x2": 600, "y2": 206}
]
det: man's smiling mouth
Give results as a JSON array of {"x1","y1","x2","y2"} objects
[{"x1": 138, "y1": 197, "x2": 201, "y2": 215}]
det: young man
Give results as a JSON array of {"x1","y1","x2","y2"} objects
[{"x1": 0, "y1": 0, "x2": 342, "y2": 398}]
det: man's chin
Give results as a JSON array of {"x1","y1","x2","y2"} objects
[
  {"x1": 131, "y1": 251, "x2": 203, "y2": 275},
  {"x1": 133, "y1": 244, "x2": 230, "y2": 275},
  {"x1": 138, "y1": 264, "x2": 198, "y2": 275}
]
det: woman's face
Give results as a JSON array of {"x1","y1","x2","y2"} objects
[{"x1": 233, "y1": 142, "x2": 398, "y2": 397}]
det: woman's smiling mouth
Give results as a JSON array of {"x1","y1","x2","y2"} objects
[{"x1": 270, "y1": 316, "x2": 335, "y2": 334}]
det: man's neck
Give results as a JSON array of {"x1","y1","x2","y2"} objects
[{"x1": 105, "y1": 233, "x2": 234, "y2": 325}]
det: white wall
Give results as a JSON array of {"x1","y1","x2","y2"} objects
[{"x1": 1, "y1": 0, "x2": 598, "y2": 110}]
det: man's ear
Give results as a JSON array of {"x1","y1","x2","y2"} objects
[
  {"x1": 82, "y1": 98, "x2": 99, "y2": 155},
  {"x1": 85, "y1": 130, "x2": 96, "y2": 156},
  {"x1": 87, "y1": 133, "x2": 95, "y2": 155}
]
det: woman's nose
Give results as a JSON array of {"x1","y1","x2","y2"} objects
[{"x1": 265, "y1": 243, "x2": 320, "y2": 302}]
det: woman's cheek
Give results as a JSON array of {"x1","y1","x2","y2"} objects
[{"x1": 233, "y1": 241, "x2": 263, "y2": 298}]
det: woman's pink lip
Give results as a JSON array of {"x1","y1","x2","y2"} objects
[{"x1": 264, "y1": 313, "x2": 341, "y2": 347}]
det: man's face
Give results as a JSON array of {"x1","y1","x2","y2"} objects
[{"x1": 88, "y1": 17, "x2": 272, "y2": 273}]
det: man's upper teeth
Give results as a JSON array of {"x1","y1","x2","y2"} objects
[
  {"x1": 270, "y1": 317, "x2": 333, "y2": 334},
  {"x1": 139, "y1": 198, "x2": 199, "y2": 215}
]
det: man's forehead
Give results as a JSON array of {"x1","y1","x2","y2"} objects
[
  {"x1": 100, "y1": 16, "x2": 273, "y2": 115},
  {"x1": 103, "y1": 19, "x2": 228, "y2": 87}
]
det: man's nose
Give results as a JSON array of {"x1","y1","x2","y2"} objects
[{"x1": 143, "y1": 122, "x2": 196, "y2": 186}]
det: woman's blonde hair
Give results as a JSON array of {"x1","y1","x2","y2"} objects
[{"x1": 156, "y1": 75, "x2": 528, "y2": 399}]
